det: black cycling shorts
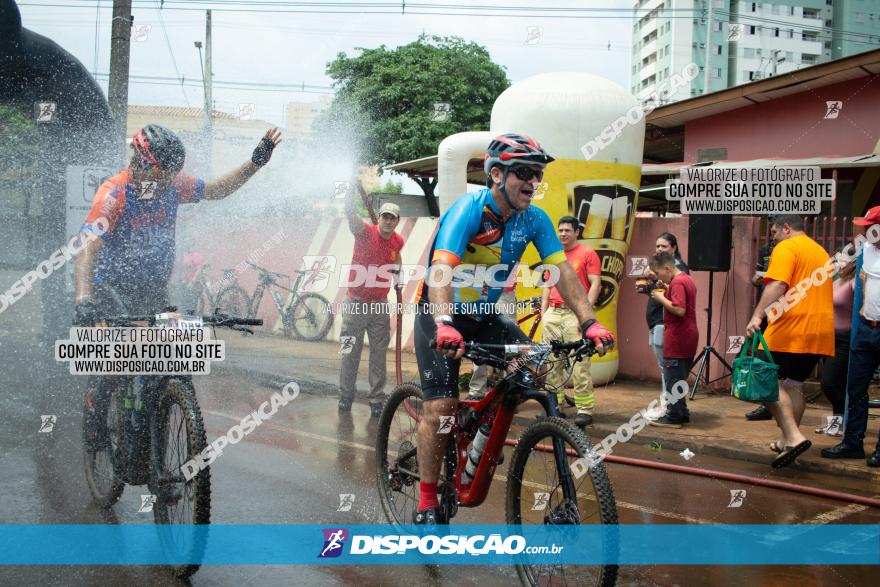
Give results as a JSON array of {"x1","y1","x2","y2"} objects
[{"x1": 413, "y1": 304, "x2": 531, "y2": 401}]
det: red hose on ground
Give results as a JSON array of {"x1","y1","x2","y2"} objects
[{"x1": 517, "y1": 438, "x2": 880, "y2": 509}]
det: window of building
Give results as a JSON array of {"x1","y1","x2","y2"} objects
[
  {"x1": 716, "y1": 45, "x2": 723, "y2": 54},
  {"x1": 856, "y1": 13, "x2": 866, "y2": 23},
  {"x1": 714, "y1": 20, "x2": 722, "y2": 31},
  {"x1": 788, "y1": 28, "x2": 793, "y2": 39},
  {"x1": 786, "y1": 51, "x2": 794, "y2": 61},
  {"x1": 749, "y1": 25, "x2": 756, "y2": 34},
  {"x1": 743, "y1": 47, "x2": 756, "y2": 57},
  {"x1": 774, "y1": 27, "x2": 780, "y2": 37},
  {"x1": 751, "y1": 2, "x2": 757, "y2": 12},
  {"x1": 713, "y1": 68, "x2": 722, "y2": 78}
]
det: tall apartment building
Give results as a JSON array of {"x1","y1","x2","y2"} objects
[{"x1": 631, "y1": 0, "x2": 880, "y2": 103}]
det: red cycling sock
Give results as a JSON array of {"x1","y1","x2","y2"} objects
[{"x1": 418, "y1": 481, "x2": 439, "y2": 511}]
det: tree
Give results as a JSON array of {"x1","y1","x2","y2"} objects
[{"x1": 316, "y1": 34, "x2": 509, "y2": 216}]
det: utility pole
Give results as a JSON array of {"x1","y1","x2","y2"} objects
[
  {"x1": 108, "y1": 0, "x2": 132, "y2": 164},
  {"x1": 703, "y1": 0, "x2": 714, "y2": 95},
  {"x1": 204, "y1": 10, "x2": 213, "y2": 133},
  {"x1": 203, "y1": 9, "x2": 213, "y2": 174}
]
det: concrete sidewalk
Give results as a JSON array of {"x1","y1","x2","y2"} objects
[{"x1": 216, "y1": 333, "x2": 880, "y2": 482}]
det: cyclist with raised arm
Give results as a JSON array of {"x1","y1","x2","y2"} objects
[
  {"x1": 74, "y1": 123, "x2": 281, "y2": 446},
  {"x1": 412, "y1": 133, "x2": 615, "y2": 524}
]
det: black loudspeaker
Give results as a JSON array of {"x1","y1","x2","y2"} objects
[{"x1": 687, "y1": 215, "x2": 732, "y2": 271}]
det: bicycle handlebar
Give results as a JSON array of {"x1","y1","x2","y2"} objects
[
  {"x1": 246, "y1": 261, "x2": 289, "y2": 280},
  {"x1": 95, "y1": 310, "x2": 264, "y2": 329}
]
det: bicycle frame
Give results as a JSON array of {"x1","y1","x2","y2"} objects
[
  {"x1": 452, "y1": 380, "x2": 569, "y2": 508},
  {"x1": 245, "y1": 272, "x2": 297, "y2": 318}
]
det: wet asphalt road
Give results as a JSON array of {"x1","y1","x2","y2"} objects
[{"x1": 1, "y1": 349, "x2": 878, "y2": 587}]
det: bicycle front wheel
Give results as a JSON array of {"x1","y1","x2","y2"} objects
[
  {"x1": 506, "y1": 417, "x2": 618, "y2": 587},
  {"x1": 82, "y1": 378, "x2": 125, "y2": 507},
  {"x1": 287, "y1": 293, "x2": 333, "y2": 341},
  {"x1": 376, "y1": 382, "x2": 424, "y2": 526},
  {"x1": 150, "y1": 378, "x2": 210, "y2": 580}
]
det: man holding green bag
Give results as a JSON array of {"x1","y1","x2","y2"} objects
[{"x1": 745, "y1": 215, "x2": 834, "y2": 469}]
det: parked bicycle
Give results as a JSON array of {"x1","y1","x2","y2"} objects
[
  {"x1": 376, "y1": 339, "x2": 619, "y2": 587},
  {"x1": 182, "y1": 263, "x2": 239, "y2": 316},
  {"x1": 82, "y1": 309, "x2": 262, "y2": 580},
  {"x1": 215, "y1": 261, "x2": 333, "y2": 341}
]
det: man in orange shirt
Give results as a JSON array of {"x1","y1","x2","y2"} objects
[
  {"x1": 746, "y1": 214, "x2": 834, "y2": 468},
  {"x1": 541, "y1": 216, "x2": 601, "y2": 427}
]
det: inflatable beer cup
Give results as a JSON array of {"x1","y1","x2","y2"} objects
[{"x1": 489, "y1": 72, "x2": 645, "y2": 384}]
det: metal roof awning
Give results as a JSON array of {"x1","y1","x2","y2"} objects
[{"x1": 646, "y1": 49, "x2": 880, "y2": 129}]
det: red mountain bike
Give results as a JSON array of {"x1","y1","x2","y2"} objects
[{"x1": 376, "y1": 340, "x2": 618, "y2": 587}]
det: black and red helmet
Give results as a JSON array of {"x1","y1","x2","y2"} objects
[
  {"x1": 131, "y1": 124, "x2": 186, "y2": 174},
  {"x1": 483, "y1": 133, "x2": 554, "y2": 176}
]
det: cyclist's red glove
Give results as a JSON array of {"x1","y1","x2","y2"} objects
[
  {"x1": 435, "y1": 322, "x2": 464, "y2": 352},
  {"x1": 581, "y1": 319, "x2": 615, "y2": 348}
]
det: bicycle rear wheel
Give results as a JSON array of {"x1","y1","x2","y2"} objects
[
  {"x1": 506, "y1": 417, "x2": 618, "y2": 587},
  {"x1": 376, "y1": 382, "x2": 425, "y2": 526},
  {"x1": 287, "y1": 293, "x2": 333, "y2": 341},
  {"x1": 215, "y1": 285, "x2": 249, "y2": 318},
  {"x1": 150, "y1": 378, "x2": 210, "y2": 580},
  {"x1": 82, "y1": 378, "x2": 125, "y2": 507}
]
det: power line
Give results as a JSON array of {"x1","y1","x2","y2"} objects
[
  {"x1": 155, "y1": 0, "x2": 192, "y2": 106},
  {"x1": 92, "y1": 72, "x2": 336, "y2": 93}
]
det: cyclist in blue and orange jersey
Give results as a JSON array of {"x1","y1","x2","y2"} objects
[
  {"x1": 74, "y1": 124, "x2": 281, "y2": 323},
  {"x1": 412, "y1": 133, "x2": 615, "y2": 525},
  {"x1": 74, "y1": 124, "x2": 280, "y2": 451}
]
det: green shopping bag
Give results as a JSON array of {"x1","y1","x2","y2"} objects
[{"x1": 731, "y1": 332, "x2": 779, "y2": 402}]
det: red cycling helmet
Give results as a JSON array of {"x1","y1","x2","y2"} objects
[
  {"x1": 483, "y1": 133, "x2": 555, "y2": 176},
  {"x1": 131, "y1": 124, "x2": 186, "y2": 174}
]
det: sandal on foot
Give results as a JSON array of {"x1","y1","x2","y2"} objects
[
  {"x1": 769, "y1": 440, "x2": 785, "y2": 454},
  {"x1": 771, "y1": 440, "x2": 812, "y2": 469}
]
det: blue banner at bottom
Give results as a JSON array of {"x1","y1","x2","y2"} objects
[{"x1": 0, "y1": 525, "x2": 877, "y2": 565}]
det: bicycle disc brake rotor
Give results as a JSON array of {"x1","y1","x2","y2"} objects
[
  {"x1": 545, "y1": 497, "x2": 580, "y2": 525},
  {"x1": 392, "y1": 440, "x2": 418, "y2": 488}
]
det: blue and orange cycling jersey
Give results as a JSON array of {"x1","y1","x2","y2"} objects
[
  {"x1": 418, "y1": 188, "x2": 565, "y2": 315},
  {"x1": 81, "y1": 169, "x2": 205, "y2": 290}
]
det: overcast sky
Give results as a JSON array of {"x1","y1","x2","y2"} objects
[{"x1": 18, "y1": 1, "x2": 636, "y2": 128}]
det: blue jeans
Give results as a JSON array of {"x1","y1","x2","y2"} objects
[
  {"x1": 843, "y1": 319, "x2": 880, "y2": 452},
  {"x1": 662, "y1": 357, "x2": 692, "y2": 422}
]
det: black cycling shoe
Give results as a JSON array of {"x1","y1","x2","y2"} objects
[
  {"x1": 338, "y1": 398, "x2": 353, "y2": 413},
  {"x1": 746, "y1": 405, "x2": 772, "y2": 421},
  {"x1": 867, "y1": 452, "x2": 880, "y2": 467},
  {"x1": 413, "y1": 507, "x2": 447, "y2": 525},
  {"x1": 369, "y1": 403, "x2": 383, "y2": 419}
]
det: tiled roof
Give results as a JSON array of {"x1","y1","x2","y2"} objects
[{"x1": 128, "y1": 105, "x2": 237, "y2": 119}]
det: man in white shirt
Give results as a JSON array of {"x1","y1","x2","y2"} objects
[{"x1": 822, "y1": 207, "x2": 880, "y2": 467}]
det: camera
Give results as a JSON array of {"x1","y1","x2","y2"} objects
[{"x1": 635, "y1": 277, "x2": 662, "y2": 295}]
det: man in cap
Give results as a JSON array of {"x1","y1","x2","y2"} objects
[
  {"x1": 823, "y1": 206, "x2": 880, "y2": 466},
  {"x1": 339, "y1": 193, "x2": 405, "y2": 418}
]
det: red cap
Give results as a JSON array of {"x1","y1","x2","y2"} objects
[{"x1": 853, "y1": 206, "x2": 880, "y2": 226}]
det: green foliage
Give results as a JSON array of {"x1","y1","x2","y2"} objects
[
  {"x1": 316, "y1": 34, "x2": 509, "y2": 169},
  {"x1": 380, "y1": 180, "x2": 403, "y2": 194},
  {"x1": 0, "y1": 105, "x2": 40, "y2": 173}
]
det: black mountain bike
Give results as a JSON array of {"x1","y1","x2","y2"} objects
[
  {"x1": 82, "y1": 310, "x2": 262, "y2": 580},
  {"x1": 215, "y1": 261, "x2": 333, "y2": 341}
]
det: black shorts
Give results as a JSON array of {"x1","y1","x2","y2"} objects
[
  {"x1": 771, "y1": 351, "x2": 822, "y2": 383},
  {"x1": 413, "y1": 305, "x2": 531, "y2": 401}
]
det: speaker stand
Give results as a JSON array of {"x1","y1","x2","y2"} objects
[{"x1": 689, "y1": 271, "x2": 732, "y2": 399}]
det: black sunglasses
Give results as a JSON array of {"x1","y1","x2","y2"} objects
[{"x1": 510, "y1": 166, "x2": 543, "y2": 182}]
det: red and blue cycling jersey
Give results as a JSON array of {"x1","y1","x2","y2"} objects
[
  {"x1": 418, "y1": 188, "x2": 566, "y2": 316},
  {"x1": 81, "y1": 169, "x2": 205, "y2": 290}
]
